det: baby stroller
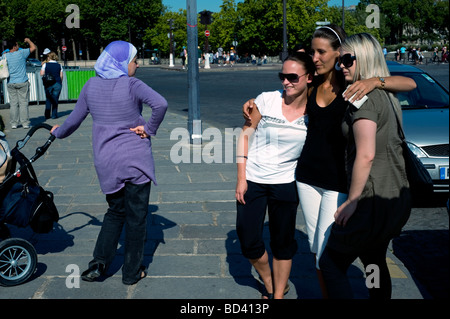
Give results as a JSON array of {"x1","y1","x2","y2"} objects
[{"x1": 0, "y1": 123, "x2": 58, "y2": 286}]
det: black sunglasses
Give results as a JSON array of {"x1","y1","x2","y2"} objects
[
  {"x1": 339, "y1": 54, "x2": 356, "y2": 68},
  {"x1": 278, "y1": 72, "x2": 307, "y2": 83}
]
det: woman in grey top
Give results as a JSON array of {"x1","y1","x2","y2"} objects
[{"x1": 320, "y1": 33, "x2": 411, "y2": 299}]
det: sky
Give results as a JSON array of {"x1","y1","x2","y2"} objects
[{"x1": 162, "y1": 0, "x2": 361, "y2": 13}]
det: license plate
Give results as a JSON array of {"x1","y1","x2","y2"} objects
[{"x1": 440, "y1": 166, "x2": 449, "y2": 180}]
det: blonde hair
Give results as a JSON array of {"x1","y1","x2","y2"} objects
[
  {"x1": 341, "y1": 33, "x2": 402, "y2": 116},
  {"x1": 47, "y1": 52, "x2": 58, "y2": 61}
]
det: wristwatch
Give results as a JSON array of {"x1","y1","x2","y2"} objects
[{"x1": 379, "y1": 77, "x2": 385, "y2": 89}]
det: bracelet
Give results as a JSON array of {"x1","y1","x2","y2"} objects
[
  {"x1": 236, "y1": 155, "x2": 248, "y2": 159},
  {"x1": 378, "y1": 77, "x2": 385, "y2": 89}
]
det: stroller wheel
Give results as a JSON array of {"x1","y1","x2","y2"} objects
[{"x1": 0, "y1": 238, "x2": 37, "y2": 286}]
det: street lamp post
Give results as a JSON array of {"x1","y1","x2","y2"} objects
[
  {"x1": 168, "y1": 19, "x2": 174, "y2": 67},
  {"x1": 187, "y1": 0, "x2": 201, "y2": 145}
]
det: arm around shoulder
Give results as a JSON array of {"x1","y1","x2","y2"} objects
[{"x1": 381, "y1": 75, "x2": 417, "y2": 92}]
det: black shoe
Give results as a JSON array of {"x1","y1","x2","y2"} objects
[{"x1": 81, "y1": 263, "x2": 105, "y2": 282}]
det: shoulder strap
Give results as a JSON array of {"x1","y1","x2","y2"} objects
[{"x1": 385, "y1": 91, "x2": 406, "y2": 141}]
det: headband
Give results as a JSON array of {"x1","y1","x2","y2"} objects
[{"x1": 317, "y1": 26, "x2": 342, "y2": 44}]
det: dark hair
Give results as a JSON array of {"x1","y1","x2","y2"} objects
[
  {"x1": 312, "y1": 24, "x2": 346, "y2": 50},
  {"x1": 293, "y1": 43, "x2": 304, "y2": 52},
  {"x1": 284, "y1": 52, "x2": 315, "y2": 76},
  {"x1": 6, "y1": 39, "x2": 17, "y2": 50}
]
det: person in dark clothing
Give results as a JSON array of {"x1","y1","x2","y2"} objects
[{"x1": 40, "y1": 52, "x2": 63, "y2": 119}]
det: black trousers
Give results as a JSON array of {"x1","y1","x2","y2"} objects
[
  {"x1": 90, "y1": 182, "x2": 151, "y2": 284},
  {"x1": 236, "y1": 181, "x2": 299, "y2": 260},
  {"x1": 319, "y1": 240, "x2": 392, "y2": 299}
]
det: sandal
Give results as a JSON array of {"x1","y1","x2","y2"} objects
[
  {"x1": 123, "y1": 266, "x2": 147, "y2": 285},
  {"x1": 261, "y1": 284, "x2": 290, "y2": 299},
  {"x1": 261, "y1": 292, "x2": 274, "y2": 299}
]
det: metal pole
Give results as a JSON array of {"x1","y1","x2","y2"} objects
[
  {"x1": 282, "y1": 0, "x2": 288, "y2": 61},
  {"x1": 186, "y1": 0, "x2": 201, "y2": 145},
  {"x1": 342, "y1": 0, "x2": 345, "y2": 30},
  {"x1": 168, "y1": 19, "x2": 174, "y2": 67}
]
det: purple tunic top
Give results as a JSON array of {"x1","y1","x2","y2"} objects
[{"x1": 52, "y1": 76, "x2": 168, "y2": 194}]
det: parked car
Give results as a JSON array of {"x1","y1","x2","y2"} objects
[
  {"x1": 387, "y1": 61, "x2": 449, "y2": 193},
  {"x1": 26, "y1": 58, "x2": 41, "y2": 67}
]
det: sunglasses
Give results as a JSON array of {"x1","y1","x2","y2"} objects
[
  {"x1": 278, "y1": 72, "x2": 308, "y2": 83},
  {"x1": 339, "y1": 54, "x2": 356, "y2": 68}
]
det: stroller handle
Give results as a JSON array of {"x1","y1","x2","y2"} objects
[
  {"x1": 16, "y1": 123, "x2": 55, "y2": 151},
  {"x1": 15, "y1": 123, "x2": 56, "y2": 163}
]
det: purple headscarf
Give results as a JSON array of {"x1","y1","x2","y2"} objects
[{"x1": 94, "y1": 41, "x2": 137, "y2": 79}]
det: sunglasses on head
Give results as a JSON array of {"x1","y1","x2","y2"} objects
[
  {"x1": 339, "y1": 54, "x2": 356, "y2": 68},
  {"x1": 278, "y1": 72, "x2": 307, "y2": 83}
]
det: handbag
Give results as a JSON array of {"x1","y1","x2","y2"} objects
[
  {"x1": 388, "y1": 94, "x2": 433, "y2": 201},
  {"x1": 0, "y1": 149, "x2": 59, "y2": 233},
  {"x1": 0, "y1": 182, "x2": 40, "y2": 228},
  {"x1": 0, "y1": 56, "x2": 9, "y2": 81},
  {"x1": 0, "y1": 182, "x2": 59, "y2": 233},
  {"x1": 29, "y1": 187, "x2": 59, "y2": 233},
  {"x1": 42, "y1": 72, "x2": 56, "y2": 87}
]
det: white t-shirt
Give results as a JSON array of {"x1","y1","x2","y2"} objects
[{"x1": 246, "y1": 90, "x2": 308, "y2": 184}]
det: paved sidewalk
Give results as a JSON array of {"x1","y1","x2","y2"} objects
[{"x1": 0, "y1": 101, "x2": 425, "y2": 300}]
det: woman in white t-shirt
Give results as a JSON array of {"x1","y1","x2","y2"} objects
[{"x1": 235, "y1": 52, "x2": 315, "y2": 299}]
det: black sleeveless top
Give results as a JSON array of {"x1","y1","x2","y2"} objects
[
  {"x1": 295, "y1": 86, "x2": 348, "y2": 193},
  {"x1": 44, "y1": 62, "x2": 62, "y2": 84}
]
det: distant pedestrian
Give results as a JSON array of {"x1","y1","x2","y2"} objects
[
  {"x1": 2, "y1": 38, "x2": 36, "y2": 129},
  {"x1": 198, "y1": 46, "x2": 202, "y2": 66},
  {"x1": 417, "y1": 48, "x2": 424, "y2": 64},
  {"x1": 442, "y1": 46, "x2": 448, "y2": 63},
  {"x1": 432, "y1": 47, "x2": 439, "y2": 62},
  {"x1": 51, "y1": 40, "x2": 168, "y2": 285},
  {"x1": 218, "y1": 46, "x2": 224, "y2": 66},
  {"x1": 40, "y1": 51, "x2": 63, "y2": 119},
  {"x1": 400, "y1": 46, "x2": 406, "y2": 62},
  {"x1": 181, "y1": 46, "x2": 187, "y2": 69},
  {"x1": 230, "y1": 49, "x2": 236, "y2": 67}
]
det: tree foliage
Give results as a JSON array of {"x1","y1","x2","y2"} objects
[{"x1": 1, "y1": 0, "x2": 447, "y2": 59}]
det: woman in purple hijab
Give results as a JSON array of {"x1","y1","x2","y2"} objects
[{"x1": 51, "y1": 41, "x2": 168, "y2": 285}]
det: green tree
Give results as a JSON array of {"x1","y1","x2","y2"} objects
[
  {"x1": 143, "y1": 9, "x2": 187, "y2": 57},
  {"x1": 234, "y1": 0, "x2": 329, "y2": 56},
  {"x1": 358, "y1": 0, "x2": 449, "y2": 44},
  {"x1": 326, "y1": 4, "x2": 382, "y2": 44},
  {"x1": 0, "y1": 0, "x2": 16, "y2": 41},
  {"x1": 208, "y1": 0, "x2": 240, "y2": 52}
]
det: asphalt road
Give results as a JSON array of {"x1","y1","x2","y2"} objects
[{"x1": 135, "y1": 62, "x2": 449, "y2": 299}]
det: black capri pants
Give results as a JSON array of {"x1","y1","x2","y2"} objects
[{"x1": 236, "y1": 181, "x2": 299, "y2": 260}]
